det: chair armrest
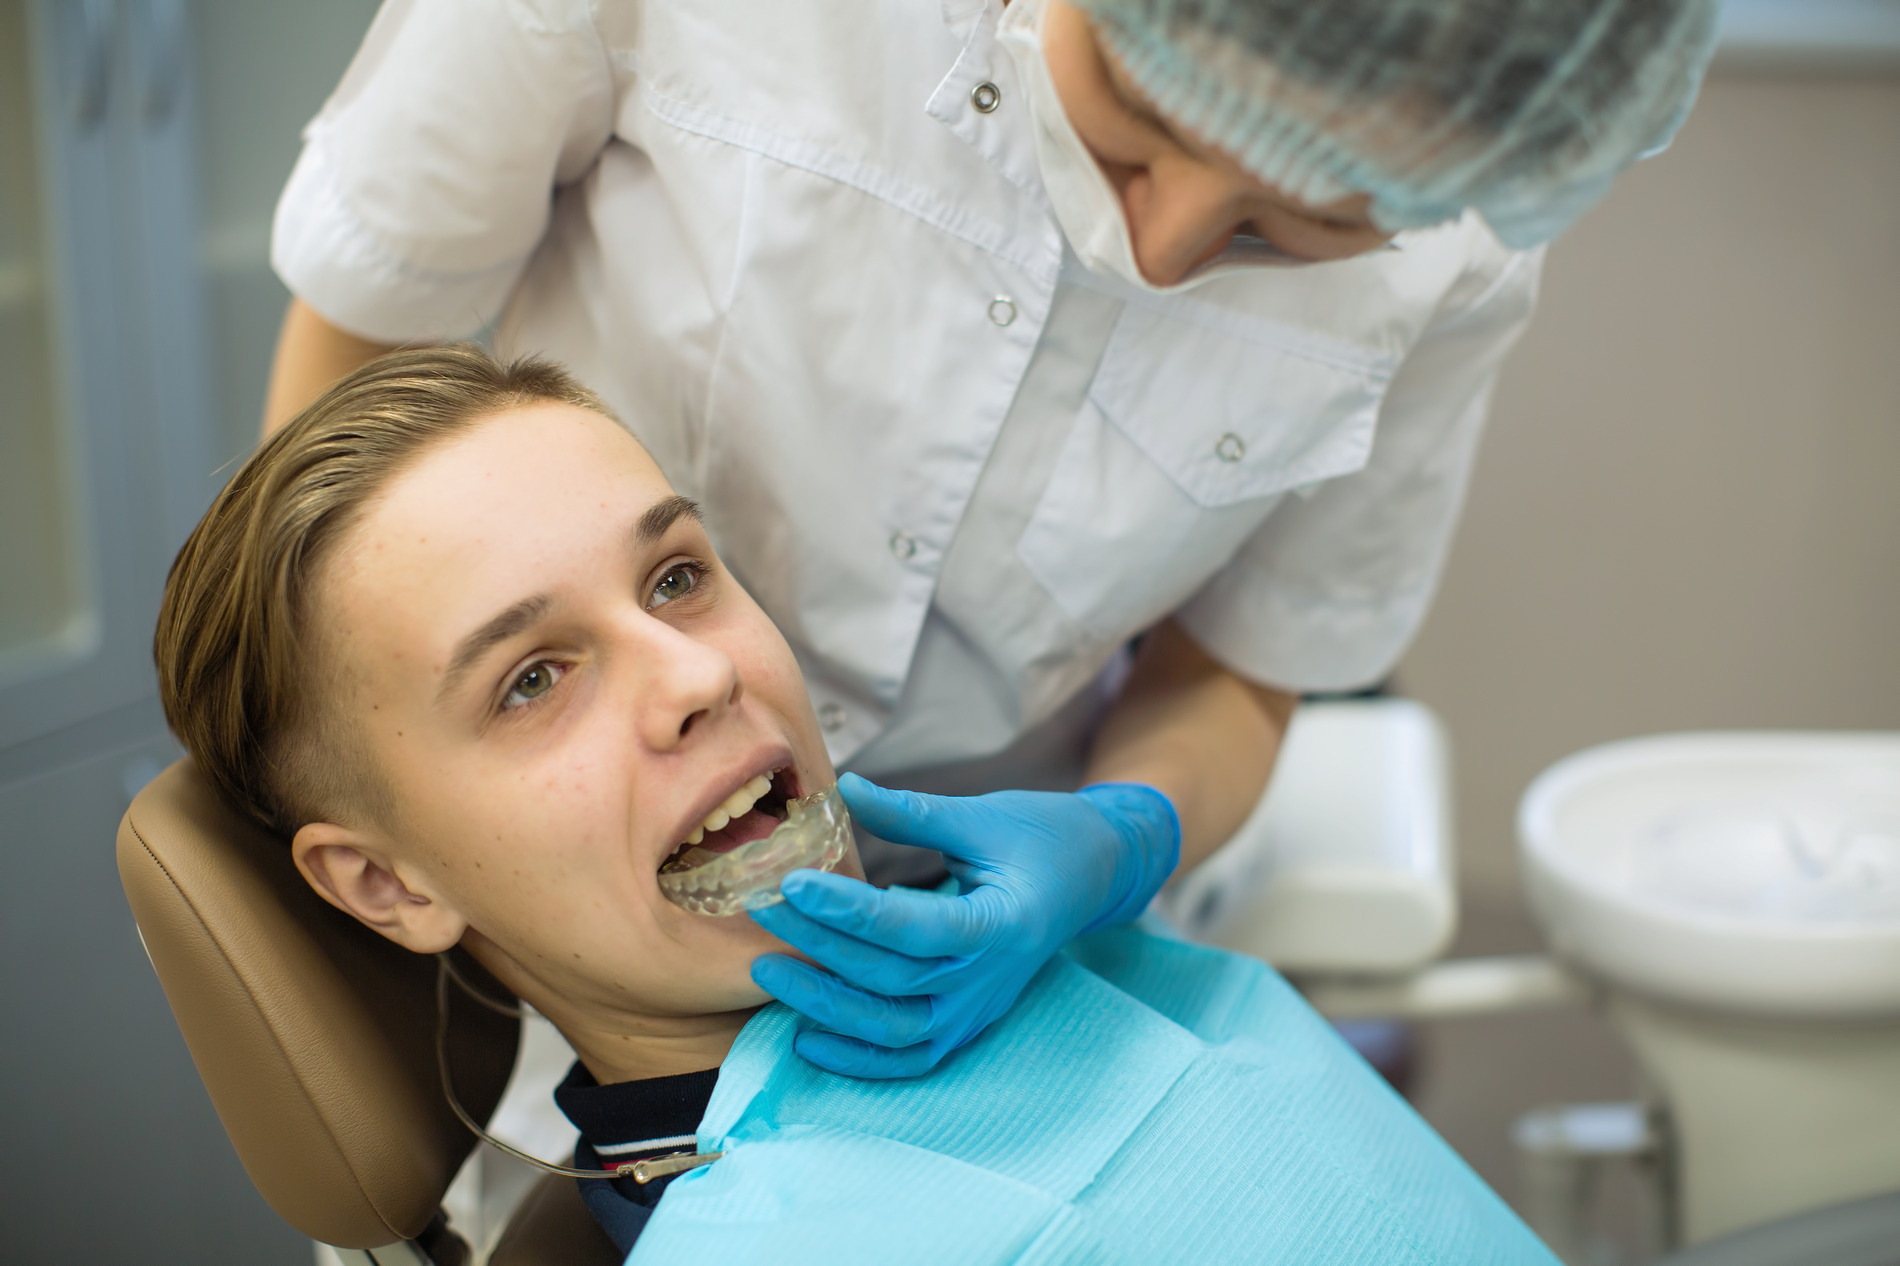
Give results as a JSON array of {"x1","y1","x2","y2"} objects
[{"x1": 1158, "y1": 697, "x2": 1458, "y2": 973}]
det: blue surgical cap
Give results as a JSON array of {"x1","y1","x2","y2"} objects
[{"x1": 1074, "y1": 0, "x2": 1722, "y2": 248}]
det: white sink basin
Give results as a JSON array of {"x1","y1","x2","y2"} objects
[{"x1": 1519, "y1": 732, "x2": 1900, "y2": 1019}]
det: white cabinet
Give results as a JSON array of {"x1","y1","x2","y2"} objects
[
  {"x1": 0, "y1": 0, "x2": 215, "y2": 749},
  {"x1": 0, "y1": 3, "x2": 376, "y2": 1261}
]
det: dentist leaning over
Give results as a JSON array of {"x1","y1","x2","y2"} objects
[{"x1": 264, "y1": 0, "x2": 1719, "y2": 1076}]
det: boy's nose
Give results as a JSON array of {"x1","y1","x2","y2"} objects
[{"x1": 634, "y1": 621, "x2": 742, "y2": 750}]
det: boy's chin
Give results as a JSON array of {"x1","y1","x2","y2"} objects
[
  {"x1": 678, "y1": 932, "x2": 787, "y2": 1009},
  {"x1": 677, "y1": 973, "x2": 776, "y2": 1018}
]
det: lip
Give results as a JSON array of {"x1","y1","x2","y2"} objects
[{"x1": 661, "y1": 745, "x2": 802, "y2": 862}]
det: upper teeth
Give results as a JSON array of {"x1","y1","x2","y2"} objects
[{"x1": 681, "y1": 772, "x2": 775, "y2": 846}]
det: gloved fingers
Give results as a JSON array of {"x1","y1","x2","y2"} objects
[
  {"x1": 779, "y1": 868, "x2": 1015, "y2": 960},
  {"x1": 1076, "y1": 782, "x2": 1183, "y2": 865},
  {"x1": 748, "y1": 896, "x2": 970, "y2": 996},
  {"x1": 837, "y1": 774, "x2": 1013, "y2": 863},
  {"x1": 749, "y1": 952, "x2": 936, "y2": 1049},
  {"x1": 1073, "y1": 783, "x2": 1183, "y2": 931},
  {"x1": 790, "y1": 1029, "x2": 940, "y2": 1080}
]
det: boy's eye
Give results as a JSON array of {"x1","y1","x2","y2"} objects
[
  {"x1": 502, "y1": 661, "x2": 564, "y2": 710},
  {"x1": 650, "y1": 563, "x2": 702, "y2": 608}
]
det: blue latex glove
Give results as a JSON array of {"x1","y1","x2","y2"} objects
[{"x1": 747, "y1": 771, "x2": 1180, "y2": 1078}]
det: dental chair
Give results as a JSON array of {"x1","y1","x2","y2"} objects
[
  {"x1": 116, "y1": 759, "x2": 619, "y2": 1266},
  {"x1": 114, "y1": 697, "x2": 1471, "y2": 1264}
]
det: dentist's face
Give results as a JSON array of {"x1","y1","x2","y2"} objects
[
  {"x1": 304, "y1": 402, "x2": 853, "y2": 1029},
  {"x1": 1042, "y1": 0, "x2": 1398, "y2": 284}
]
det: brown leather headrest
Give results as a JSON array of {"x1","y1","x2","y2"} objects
[{"x1": 117, "y1": 759, "x2": 519, "y2": 1248}]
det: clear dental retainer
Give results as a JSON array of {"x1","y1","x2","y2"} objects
[{"x1": 659, "y1": 783, "x2": 852, "y2": 916}]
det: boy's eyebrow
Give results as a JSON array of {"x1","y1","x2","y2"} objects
[
  {"x1": 636, "y1": 494, "x2": 702, "y2": 545},
  {"x1": 439, "y1": 594, "x2": 554, "y2": 703},
  {"x1": 435, "y1": 496, "x2": 701, "y2": 705}
]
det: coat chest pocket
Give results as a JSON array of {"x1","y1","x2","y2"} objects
[
  {"x1": 1091, "y1": 302, "x2": 1393, "y2": 506},
  {"x1": 1018, "y1": 302, "x2": 1395, "y2": 641}
]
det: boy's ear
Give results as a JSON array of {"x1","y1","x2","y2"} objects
[{"x1": 291, "y1": 821, "x2": 469, "y2": 954}]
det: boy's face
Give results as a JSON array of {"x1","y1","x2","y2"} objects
[{"x1": 294, "y1": 402, "x2": 852, "y2": 1038}]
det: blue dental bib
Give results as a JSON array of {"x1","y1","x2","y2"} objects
[{"x1": 628, "y1": 926, "x2": 1556, "y2": 1265}]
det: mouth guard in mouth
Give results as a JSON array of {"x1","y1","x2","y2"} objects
[{"x1": 658, "y1": 783, "x2": 851, "y2": 917}]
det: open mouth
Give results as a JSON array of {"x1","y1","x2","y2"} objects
[
  {"x1": 661, "y1": 767, "x2": 800, "y2": 870},
  {"x1": 658, "y1": 768, "x2": 851, "y2": 917}
]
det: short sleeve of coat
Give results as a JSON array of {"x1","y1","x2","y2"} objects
[
  {"x1": 1174, "y1": 245, "x2": 1544, "y2": 693},
  {"x1": 270, "y1": 0, "x2": 616, "y2": 343}
]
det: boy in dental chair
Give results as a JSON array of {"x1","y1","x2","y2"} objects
[{"x1": 157, "y1": 347, "x2": 1553, "y2": 1264}]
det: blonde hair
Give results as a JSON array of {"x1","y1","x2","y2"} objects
[{"x1": 156, "y1": 344, "x2": 614, "y2": 834}]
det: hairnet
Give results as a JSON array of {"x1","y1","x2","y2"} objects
[{"x1": 1072, "y1": 0, "x2": 1721, "y2": 247}]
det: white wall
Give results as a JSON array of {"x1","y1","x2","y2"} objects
[{"x1": 1401, "y1": 70, "x2": 1900, "y2": 905}]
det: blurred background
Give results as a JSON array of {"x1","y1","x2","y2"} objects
[
  {"x1": 0, "y1": 2, "x2": 1894, "y2": 1262},
  {"x1": 1398, "y1": 19, "x2": 1900, "y2": 1258}
]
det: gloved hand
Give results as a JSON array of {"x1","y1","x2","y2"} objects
[{"x1": 747, "y1": 771, "x2": 1180, "y2": 1078}]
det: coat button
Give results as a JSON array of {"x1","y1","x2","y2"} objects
[
  {"x1": 889, "y1": 530, "x2": 918, "y2": 562},
  {"x1": 1214, "y1": 432, "x2": 1246, "y2": 463},
  {"x1": 817, "y1": 703, "x2": 848, "y2": 733},
  {"x1": 987, "y1": 295, "x2": 1016, "y2": 326},
  {"x1": 970, "y1": 81, "x2": 1001, "y2": 113}
]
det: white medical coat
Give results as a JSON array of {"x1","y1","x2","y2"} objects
[{"x1": 272, "y1": 0, "x2": 1542, "y2": 778}]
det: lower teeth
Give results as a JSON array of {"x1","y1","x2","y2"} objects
[{"x1": 659, "y1": 784, "x2": 851, "y2": 917}]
